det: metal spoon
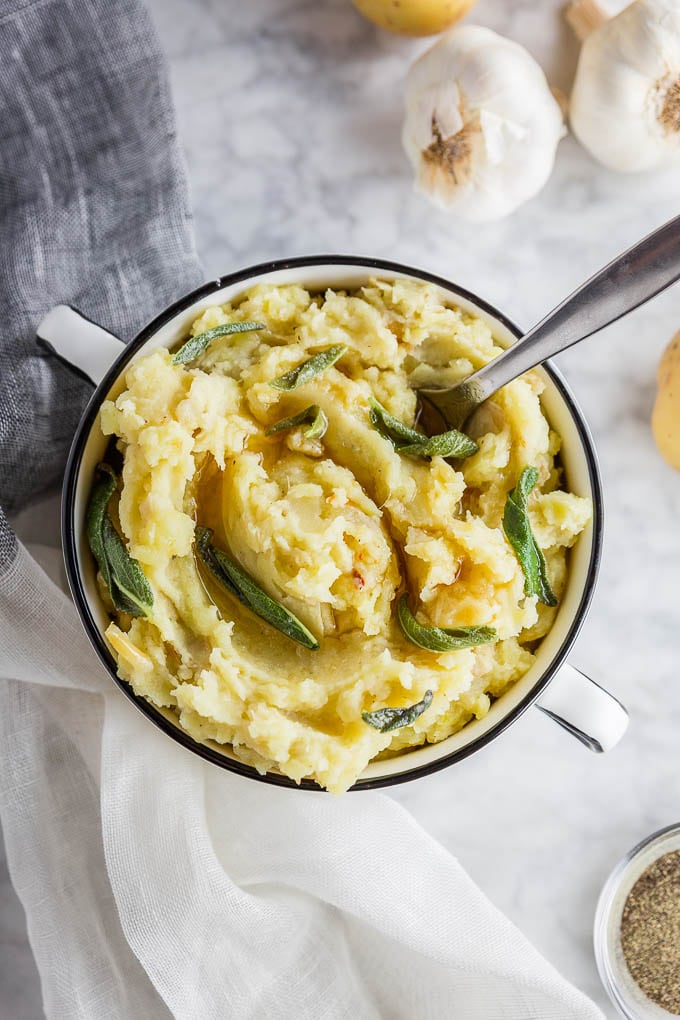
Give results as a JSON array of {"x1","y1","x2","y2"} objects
[{"x1": 417, "y1": 214, "x2": 680, "y2": 434}]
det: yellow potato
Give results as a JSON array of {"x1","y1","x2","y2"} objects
[
  {"x1": 652, "y1": 330, "x2": 680, "y2": 471},
  {"x1": 351, "y1": 0, "x2": 477, "y2": 37}
]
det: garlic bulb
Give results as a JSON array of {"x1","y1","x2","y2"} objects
[
  {"x1": 402, "y1": 26, "x2": 565, "y2": 222},
  {"x1": 569, "y1": 0, "x2": 680, "y2": 172}
]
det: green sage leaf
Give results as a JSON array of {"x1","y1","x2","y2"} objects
[
  {"x1": 265, "y1": 404, "x2": 328, "y2": 440},
  {"x1": 368, "y1": 399, "x2": 478, "y2": 460},
  {"x1": 362, "y1": 690, "x2": 433, "y2": 732},
  {"x1": 196, "y1": 526, "x2": 319, "y2": 650},
  {"x1": 397, "y1": 594, "x2": 497, "y2": 652},
  {"x1": 85, "y1": 463, "x2": 117, "y2": 598},
  {"x1": 86, "y1": 463, "x2": 154, "y2": 618},
  {"x1": 195, "y1": 527, "x2": 241, "y2": 601},
  {"x1": 398, "y1": 430, "x2": 478, "y2": 459},
  {"x1": 172, "y1": 321, "x2": 264, "y2": 365},
  {"x1": 503, "y1": 466, "x2": 557, "y2": 607},
  {"x1": 270, "y1": 345, "x2": 347, "y2": 390},
  {"x1": 369, "y1": 398, "x2": 423, "y2": 446},
  {"x1": 101, "y1": 516, "x2": 154, "y2": 617}
]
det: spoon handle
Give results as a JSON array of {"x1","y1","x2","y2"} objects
[{"x1": 462, "y1": 213, "x2": 680, "y2": 404}]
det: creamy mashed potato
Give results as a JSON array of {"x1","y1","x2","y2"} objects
[{"x1": 97, "y1": 280, "x2": 591, "y2": 793}]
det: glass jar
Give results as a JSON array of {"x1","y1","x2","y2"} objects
[{"x1": 594, "y1": 822, "x2": 680, "y2": 1019}]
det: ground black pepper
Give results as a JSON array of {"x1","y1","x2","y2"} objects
[{"x1": 620, "y1": 850, "x2": 680, "y2": 1014}]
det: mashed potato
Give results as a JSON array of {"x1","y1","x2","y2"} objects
[{"x1": 97, "y1": 280, "x2": 591, "y2": 793}]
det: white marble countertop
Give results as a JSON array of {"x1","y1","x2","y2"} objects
[{"x1": 2, "y1": 0, "x2": 679, "y2": 1016}]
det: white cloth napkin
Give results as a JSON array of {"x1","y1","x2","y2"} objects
[{"x1": 0, "y1": 534, "x2": 605, "y2": 1020}]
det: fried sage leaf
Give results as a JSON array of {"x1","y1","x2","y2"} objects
[
  {"x1": 86, "y1": 463, "x2": 153, "y2": 617},
  {"x1": 86, "y1": 463, "x2": 117, "y2": 597},
  {"x1": 397, "y1": 594, "x2": 497, "y2": 652},
  {"x1": 196, "y1": 526, "x2": 319, "y2": 650},
  {"x1": 503, "y1": 466, "x2": 557, "y2": 607},
  {"x1": 398, "y1": 431, "x2": 479, "y2": 459},
  {"x1": 368, "y1": 399, "x2": 478, "y2": 460},
  {"x1": 270, "y1": 345, "x2": 347, "y2": 391},
  {"x1": 369, "y1": 398, "x2": 423, "y2": 445},
  {"x1": 195, "y1": 527, "x2": 240, "y2": 599},
  {"x1": 363, "y1": 690, "x2": 433, "y2": 732},
  {"x1": 101, "y1": 515, "x2": 154, "y2": 616},
  {"x1": 265, "y1": 404, "x2": 328, "y2": 440},
  {"x1": 172, "y1": 321, "x2": 264, "y2": 365}
]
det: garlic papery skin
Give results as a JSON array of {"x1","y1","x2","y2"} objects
[
  {"x1": 569, "y1": 0, "x2": 680, "y2": 173},
  {"x1": 402, "y1": 26, "x2": 565, "y2": 222}
]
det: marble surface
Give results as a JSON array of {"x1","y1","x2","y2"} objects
[{"x1": 2, "y1": 0, "x2": 680, "y2": 1016}]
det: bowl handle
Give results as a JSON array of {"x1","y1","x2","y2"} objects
[
  {"x1": 36, "y1": 305, "x2": 124, "y2": 386},
  {"x1": 535, "y1": 663, "x2": 628, "y2": 752}
]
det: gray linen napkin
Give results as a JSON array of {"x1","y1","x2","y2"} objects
[
  {"x1": 0, "y1": 3, "x2": 202, "y2": 1011},
  {"x1": 0, "y1": 0, "x2": 202, "y2": 568}
]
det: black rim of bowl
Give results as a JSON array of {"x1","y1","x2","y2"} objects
[{"x1": 61, "y1": 255, "x2": 604, "y2": 792}]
